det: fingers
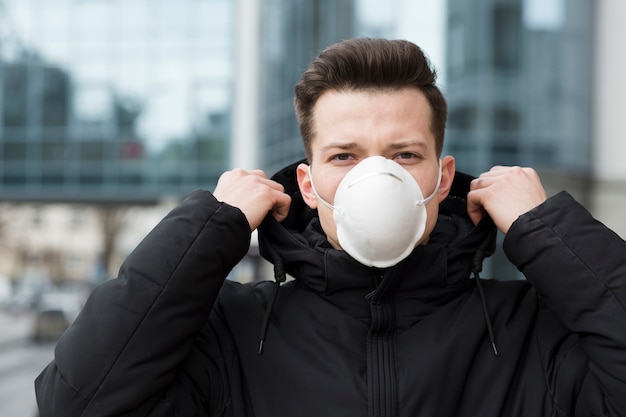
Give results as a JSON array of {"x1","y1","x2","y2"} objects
[
  {"x1": 471, "y1": 165, "x2": 539, "y2": 184},
  {"x1": 214, "y1": 169, "x2": 292, "y2": 230},
  {"x1": 467, "y1": 166, "x2": 547, "y2": 234},
  {"x1": 271, "y1": 189, "x2": 292, "y2": 223},
  {"x1": 466, "y1": 197, "x2": 487, "y2": 226}
]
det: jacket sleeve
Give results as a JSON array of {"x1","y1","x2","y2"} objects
[
  {"x1": 35, "y1": 190, "x2": 252, "y2": 417},
  {"x1": 503, "y1": 191, "x2": 626, "y2": 416}
]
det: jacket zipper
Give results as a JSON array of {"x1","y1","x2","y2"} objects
[{"x1": 366, "y1": 272, "x2": 398, "y2": 417}]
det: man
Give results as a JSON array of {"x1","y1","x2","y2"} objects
[{"x1": 36, "y1": 38, "x2": 626, "y2": 417}]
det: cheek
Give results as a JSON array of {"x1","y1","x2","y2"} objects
[
  {"x1": 425, "y1": 203, "x2": 440, "y2": 231},
  {"x1": 313, "y1": 176, "x2": 341, "y2": 208},
  {"x1": 415, "y1": 204, "x2": 439, "y2": 246},
  {"x1": 314, "y1": 174, "x2": 343, "y2": 206}
]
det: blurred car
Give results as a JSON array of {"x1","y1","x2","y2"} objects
[
  {"x1": 32, "y1": 309, "x2": 70, "y2": 343},
  {"x1": 31, "y1": 290, "x2": 82, "y2": 343},
  {"x1": 0, "y1": 274, "x2": 11, "y2": 308}
]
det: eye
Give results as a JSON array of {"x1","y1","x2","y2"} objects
[
  {"x1": 393, "y1": 152, "x2": 422, "y2": 162},
  {"x1": 331, "y1": 153, "x2": 355, "y2": 162}
]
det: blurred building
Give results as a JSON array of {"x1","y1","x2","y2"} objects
[
  {"x1": 0, "y1": 0, "x2": 233, "y2": 204},
  {"x1": 444, "y1": 0, "x2": 626, "y2": 277},
  {"x1": 237, "y1": 0, "x2": 411, "y2": 175},
  {"x1": 445, "y1": 0, "x2": 593, "y2": 187},
  {"x1": 0, "y1": 0, "x2": 237, "y2": 283},
  {"x1": 1, "y1": 0, "x2": 623, "y2": 285},
  {"x1": 0, "y1": 0, "x2": 406, "y2": 203},
  {"x1": 0, "y1": 201, "x2": 176, "y2": 283},
  {"x1": 256, "y1": 0, "x2": 357, "y2": 175},
  {"x1": 0, "y1": 0, "x2": 408, "y2": 283}
]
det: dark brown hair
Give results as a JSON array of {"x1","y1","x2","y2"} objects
[{"x1": 294, "y1": 38, "x2": 447, "y2": 161}]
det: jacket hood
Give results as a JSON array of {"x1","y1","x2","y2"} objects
[{"x1": 258, "y1": 159, "x2": 497, "y2": 294}]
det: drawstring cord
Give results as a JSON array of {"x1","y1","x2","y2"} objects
[
  {"x1": 257, "y1": 212, "x2": 497, "y2": 356},
  {"x1": 258, "y1": 255, "x2": 498, "y2": 356},
  {"x1": 258, "y1": 258, "x2": 286, "y2": 354},
  {"x1": 472, "y1": 247, "x2": 499, "y2": 356},
  {"x1": 474, "y1": 271, "x2": 498, "y2": 356}
]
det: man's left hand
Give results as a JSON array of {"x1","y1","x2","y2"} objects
[{"x1": 467, "y1": 166, "x2": 548, "y2": 234}]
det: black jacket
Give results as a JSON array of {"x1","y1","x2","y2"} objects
[{"x1": 35, "y1": 162, "x2": 626, "y2": 417}]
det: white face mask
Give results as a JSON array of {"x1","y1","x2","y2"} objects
[{"x1": 309, "y1": 156, "x2": 442, "y2": 268}]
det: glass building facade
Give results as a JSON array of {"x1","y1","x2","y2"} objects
[
  {"x1": 444, "y1": 0, "x2": 595, "y2": 278},
  {"x1": 1, "y1": 0, "x2": 412, "y2": 202},
  {"x1": 258, "y1": 0, "x2": 357, "y2": 176},
  {"x1": 256, "y1": 0, "x2": 410, "y2": 176},
  {"x1": 445, "y1": 0, "x2": 594, "y2": 177},
  {"x1": 1, "y1": 0, "x2": 605, "y2": 280},
  {"x1": 0, "y1": 0, "x2": 234, "y2": 203}
]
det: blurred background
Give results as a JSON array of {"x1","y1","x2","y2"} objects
[{"x1": 1, "y1": 0, "x2": 625, "y2": 415}]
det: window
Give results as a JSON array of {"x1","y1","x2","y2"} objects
[
  {"x1": 449, "y1": 105, "x2": 478, "y2": 130},
  {"x1": 493, "y1": 4, "x2": 521, "y2": 71},
  {"x1": 493, "y1": 107, "x2": 520, "y2": 131}
]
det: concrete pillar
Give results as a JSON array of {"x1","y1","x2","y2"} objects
[
  {"x1": 592, "y1": 0, "x2": 626, "y2": 238},
  {"x1": 231, "y1": 0, "x2": 261, "y2": 170}
]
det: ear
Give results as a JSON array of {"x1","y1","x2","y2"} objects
[
  {"x1": 296, "y1": 163, "x2": 318, "y2": 209},
  {"x1": 437, "y1": 155, "x2": 456, "y2": 203}
]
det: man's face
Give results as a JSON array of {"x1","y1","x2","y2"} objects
[{"x1": 297, "y1": 87, "x2": 455, "y2": 250}]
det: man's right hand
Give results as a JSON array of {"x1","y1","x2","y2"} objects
[{"x1": 213, "y1": 169, "x2": 292, "y2": 231}]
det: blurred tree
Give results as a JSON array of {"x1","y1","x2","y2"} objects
[
  {"x1": 113, "y1": 94, "x2": 143, "y2": 136},
  {"x1": 95, "y1": 205, "x2": 127, "y2": 279}
]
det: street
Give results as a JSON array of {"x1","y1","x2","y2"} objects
[{"x1": 0, "y1": 312, "x2": 55, "y2": 417}]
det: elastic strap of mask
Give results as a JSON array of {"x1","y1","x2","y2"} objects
[
  {"x1": 416, "y1": 159, "x2": 443, "y2": 206},
  {"x1": 308, "y1": 165, "x2": 337, "y2": 212},
  {"x1": 309, "y1": 160, "x2": 442, "y2": 209}
]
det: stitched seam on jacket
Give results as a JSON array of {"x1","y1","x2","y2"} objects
[
  {"x1": 530, "y1": 212, "x2": 626, "y2": 312},
  {"x1": 81, "y1": 201, "x2": 231, "y2": 416}
]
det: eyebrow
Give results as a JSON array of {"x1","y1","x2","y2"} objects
[
  {"x1": 321, "y1": 140, "x2": 428, "y2": 150},
  {"x1": 386, "y1": 140, "x2": 429, "y2": 151},
  {"x1": 318, "y1": 139, "x2": 431, "y2": 156},
  {"x1": 319, "y1": 142, "x2": 360, "y2": 153}
]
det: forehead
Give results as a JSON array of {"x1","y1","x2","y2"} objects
[{"x1": 310, "y1": 88, "x2": 434, "y2": 153}]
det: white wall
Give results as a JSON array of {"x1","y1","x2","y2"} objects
[
  {"x1": 593, "y1": 0, "x2": 626, "y2": 180},
  {"x1": 591, "y1": 0, "x2": 626, "y2": 238}
]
